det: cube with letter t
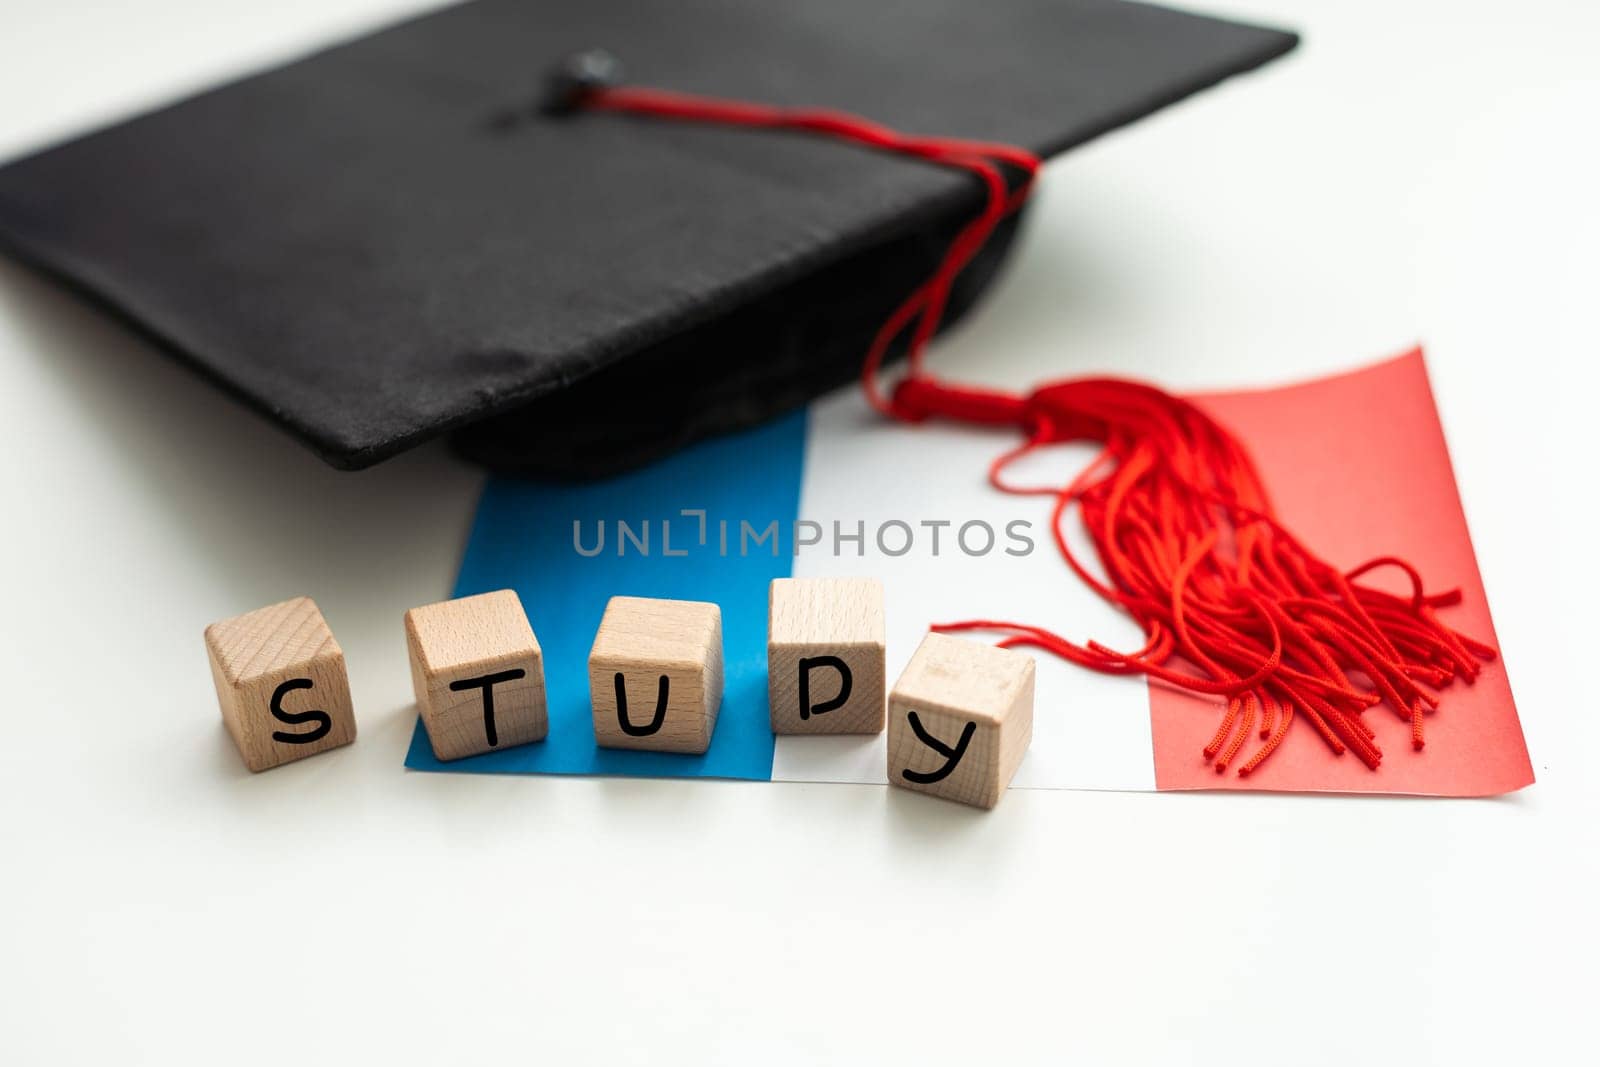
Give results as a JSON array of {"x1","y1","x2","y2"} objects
[
  {"x1": 590, "y1": 596, "x2": 724, "y2": 754},
  {"x1": 887, "y1": 633, "x2": 1034, "y2": 809},
  {"x1": 204, "y1": 596, "x2": 357, "y2": 772},
  {"x1": 405, "y1": 589, "x2": 548, "y2": 761},
  {"x1": 768, "y1": 577, "x2": 886, "y2": 734}
]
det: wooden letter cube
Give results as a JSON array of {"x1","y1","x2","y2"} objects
[
  {"x1": 589, "y1": 596, "x2": 723, "y2": 754},
  {"x1": 768, "y1": 577, "x2": 885, "y2": 734},
  {"x1": 887, "y1": 632, "x2": 1034, "y2": 809},
  {"x1": 405, "y1": 589, "x2": 548, "y2": 761},
  {"x1": 204, "y1": 596, "x2": 357, "y2": 772}
]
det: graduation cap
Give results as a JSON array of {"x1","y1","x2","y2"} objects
[{"x1": 0, "y1": 0, "x2": 1296, "y2": 476}]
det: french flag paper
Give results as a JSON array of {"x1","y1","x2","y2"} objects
[{"x1": 405, "y1": 349, "x2": 1534, "y2": 796}]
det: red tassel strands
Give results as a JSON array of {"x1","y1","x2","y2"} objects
[
  {"x1": 574, "y1": 77, "x2": 1495, "y2": 775},
  {"x1": 901, "y1": 380, "x2": 1496, "y2": 774}
]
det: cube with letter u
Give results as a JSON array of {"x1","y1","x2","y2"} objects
[{"x1": 589, "y1": 596, "x2": 724, "y2": 754}]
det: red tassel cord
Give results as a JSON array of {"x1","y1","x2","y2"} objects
[{"x1": 575, "y1": 79, "x2": 1495, "y2": 775}]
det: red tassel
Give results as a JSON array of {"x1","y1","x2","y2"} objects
[
  {"x1": 912, "y1": 368, "x2": 1492, "y2": 773},
  {"x1": 578, "y1": 81, "x2": 1495, "y2": 776}
]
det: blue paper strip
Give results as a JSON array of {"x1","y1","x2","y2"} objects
[{"x1": 404, "y1": 411, "x2": 807, "y2": 779}]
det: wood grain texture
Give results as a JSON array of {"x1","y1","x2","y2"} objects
[
  {"x1": 768, "y1": 577, "x2": 885, "y2": 734},
  {"x1": 405, "y1": 589, "x2": 547, "y2": 762},
  {"x1": 203, "y1": 596, "x2": 356, "y2": 772},
  {"x1": 589, "y1": 596, "x2": 723, "y2": 754},
  {"x1": 886, "y1": 632, "x2": 1034, "y2": 809}
]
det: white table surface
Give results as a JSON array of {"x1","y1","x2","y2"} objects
[{"x1": 1, "y1": 1, "x2": 1595, "y2": 1063}]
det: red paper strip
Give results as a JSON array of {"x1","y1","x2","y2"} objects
[{"x1": 1149, "y1": 348, "x2": 1533, "y2": 795}]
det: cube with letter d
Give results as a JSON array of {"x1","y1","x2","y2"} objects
[{"x1": 767, "y1": 577, "x2": 886, "y2": 734}]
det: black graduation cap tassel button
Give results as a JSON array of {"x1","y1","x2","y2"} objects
[{"x1": 541, "y1": 49, "x2": 623, "y2": 115}]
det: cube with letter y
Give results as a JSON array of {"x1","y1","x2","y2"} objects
[
  {"x1": 405, "y1": 589, "x2": 548, "y2": 761},
  {"x1": 768, "y1": 577, "x2": 885, "y2": 734},
  {"x1": 887, "y1": 632, "x2": 1034, "y2": 809},
  {"x1": 590, "y1": 596, "x2": 723, "y2": 754},
  {"x1": 204, "y1": 596, "x2": 357, "y2": 772}
]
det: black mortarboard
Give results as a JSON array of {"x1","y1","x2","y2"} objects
[{"x1": 0, "y1": 0, "x2": 1294, "y2": 477}]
